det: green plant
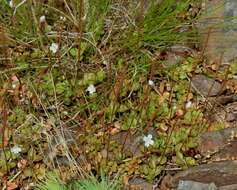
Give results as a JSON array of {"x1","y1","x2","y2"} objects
[
  {"x1": 35, "y1": 172, "x2": 67, "y2": 190},
  {"x1": 35, "y1": 172, "x2": 121, "y2": 190},
  {"x1": 122, "y1": 0, "x2": 199, "y2": 51}
]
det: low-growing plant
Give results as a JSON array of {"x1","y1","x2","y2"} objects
[{"x1": 36, "y1": 172, "x2": 121, "y2": 190}]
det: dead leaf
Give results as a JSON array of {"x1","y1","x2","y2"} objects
[
  {"x1": 7, "y1": 181, "x2": 18, "y2": 190},
  {"x1": 17, "y1": 159, "x2": 27, "y2": 169}
]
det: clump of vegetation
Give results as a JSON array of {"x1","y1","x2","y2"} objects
[
  {"x1": 36, "y1": 172, "x2": 120, "y2": 190},
  {"x1": 0, "y1": 0, "x2": 221, "y2": 189}
]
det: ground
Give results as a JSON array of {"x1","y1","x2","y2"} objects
[{"x1": 0, "y1": 0, "x2": 237, "y2": 189}]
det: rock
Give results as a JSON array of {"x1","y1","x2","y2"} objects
[
  {"x1": 164, "y1": 52, "x2": 185, "y2": 67},
  {"x1": 177, "y1": 180, "x2": 217, "y2": 190},
  {"x1": 219, "y1": 184, "x2": 237, "y2": 190},
  {"x1": 191, "y1": 74, "x2": 223, "y2": 97},
  {"x1": 124, "y1": 177, "x2": 154, "y2": 190},
  {"x1": 160, "y1": 174, "x2": 175, "y2": 190},
  {"x1": 111, "y1": 131, "x2": 143, "y2": 157},
  {"x1": 198, "y1": 0, "x2": 237, "y2": 64},
  {"x1": 211, "y1": 102, "x2": 237, "y2": 123},
  {"x1": 172, "y1": 161, "x2": 237, "y2": 188},
  {"x1": 211, "y1": 140, "x2": 237, "y2": 162},
  {"x1": 198, "y1": 127, "x2": 237, "y2": 156},
  {"x1": 209, "y1": 95, "x2": 237, "y2": 105},
  {"x1": 111, "y1": 128, "x2": 158, "y2": 157}
]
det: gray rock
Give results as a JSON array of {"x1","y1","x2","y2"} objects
[
  {"x1": 111, "y1": 131, "x2": 143, "y2": 157},
  {"x1": 124, "y1": 177, "x2": 154, "y2": 190},
  {"x1": 219, "y1": 184, "x2": 237, "y2": 190},
  {"x1": 198, "y1": 0, "x2": 237, "y2": 63},
  {"x1": 198, "y1": 127, "x2": 237, "y2": 156},
  {"x1": 191, "y1": 74, "x2": 223, "y2": 97},
  {"x1": 211, "y1": 102, "x2": 237, "y2": 123},
  {"x1": 177, "y1": 180, "x2": 217, "y2": 190},
  {"x1": 173, "y1": 161, "x2": 237, "y2": 187}
]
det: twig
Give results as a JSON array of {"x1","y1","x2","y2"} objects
[{"x1": 13, "y1": 0, "x2": 27, "y2": 16}]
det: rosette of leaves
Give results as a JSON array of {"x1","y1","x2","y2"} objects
[{"x1": 36, "y1": 172, "x2": 121, "y2": 190}]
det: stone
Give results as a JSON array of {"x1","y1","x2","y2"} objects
[
  {"x1": 191, "y1": 74, "x2": 223, "y2": 97},
  {"x1": 172, "y1": 161, "x2": 237, "y2": 188},
  {"x1": 198, "y1": 127, "x2": 237, "y2": 156},
  {"x1": 198, "y1": 0, "x2": 237, "y2": 64},
  {"x1": 211, "y1": 140, "x2": 237, "y2": 162},
  {"x1": 124, "y1": 177, "x2": 154, "y2": 190},
  {"x1": 219, "y1": 184, "x2": 237, "y2": 190},
  {"x1": 211, "y1": 102, "x2": 237, "y2": 123},
  {"x1": 177, "y1": 180, "x2": 217, "y2": 190},
  {"x1": 111, "y1": 131, "x2": 143, "y2": 157}
]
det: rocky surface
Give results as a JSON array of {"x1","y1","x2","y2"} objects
[
  {"x1": 198, "y1": 127, "x2": 237, "y2": 157},
  {"x1": 165, "y1": 127, "x2": 237, "y2": 190},
  {"x1": 177, "y1": 180, "x2": 217, "y2": 190},
  {"x1": 191, "y1": 74, "x2": 223, "y2": 96},
  {"x1": 172, "y1": 161, "x2": 237, "y2": 189},
  {"x1": 158, "y1": 1, "x2": 237, "y2": 189},
  {"x1": 211, "y1": 102, "x2": 237, "y2": 124},
  {"x1": 199, "y1": 0, "x2": 237, "y2": 64},
  {"x1": 124, "y1": 177, "x2": 155, "y2": 190}
]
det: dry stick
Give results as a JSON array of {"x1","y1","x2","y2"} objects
[
  {"x1": 105, "y1": 69, "x2": 127, "y2": 164},
  {"x1": 127, "y1": 56, "x2": 161, "y2": 159},
  {"x1": 2, "y1": 171, "x2": 22, "y2": 190},
  {"x1": 138, "y1": 0, "x2": 145, "y2": 23},
  {"x1": 170, "y1": 27, "x2": 213, "y2": 164},
  {"x1": 31, "y1": 0, "x2": 44, "y2": 50},
  {"x1": 177, "y1": 28, "x2": 227, "y2": 164},
  {"x1": 1, "y1": 106, "x2": 9, "y2": 177},
  {"x1": 120, "y1": 2, "x2": 150, "y2": 156},
  {"x1": 159, "y1": 30, "x2": 215, "y2": 164},
  {"x1": 157, "y1": 79, "x2": 177, "y2": 167},
  {"x1": 0, "y1": 29, "x2": 10, "y2": 178},
  {"x1": 121, "y1": 55, "x2": 157, "y2": 157},
  {"x1": 75, "y1": 0, "x2": 85, "y2": 83},
  {"x1": 63, "y1": 0, "x2": 78, "y2": 25}
]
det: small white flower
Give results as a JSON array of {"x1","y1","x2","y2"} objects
[
  {"x1": 185, "y1": 101, "x2": 192, "y2": 109},
  {"x1": 39, "y1": 15, "x2": 46, "y2": 23},
  {"x1": 12, "y1": 83, "x2": 17, "y2": 89},
  {"x1": 143, "y1": 134, "x2": 154, "y2": 147},
  {"x1": 148, "y1": 80, "x2": 155, "y2": 86},
  {"x1": 86, "y1": 84, "x2": 96, "y2": 94},
  {"x1": 11, "y1": 145, "x2": 22, "y2": 154},
  {"x1": 49, "y1": 42, "x2": 59, "y2": 54},
  {"x1": 9, "y1": 0, "x2": 13, "y2": 8},
  {"x1": 60, "y1": 16, "x2": 66, "y2": 21}
]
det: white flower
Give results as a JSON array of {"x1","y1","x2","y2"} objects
[
  {"x1": 143, "y1": 134, "x2": 154, "y2": 147},
  {"x1": 39, "y1": 15, "x2": 46, "y2": 23},
  {"x1": 148, "y1": 80, "x2": 155, "y2": 86},
  {"x1": 12, "y1": 83, "x2": 17, "y2": 89},
  {"x1": 60, "y1": 16, "x2": 66, "y2": 21},
  {"x1": 86, "y1": 84, "x2": 96, "y2": 94},
  {"x1": 9, "y1": 0, "x2": 13, "y2": 8},
  {"x1": 11, "y1": 145, "x2": 22, "y2": 154},
  {"x1": 172, "y1": 105, "x2": 177, "y2": 110},
  {"x1": 49, "y1": 42, "x2": 59, "y2": 54},
  {"x1": 185, "y1": 101, "x2": 192, "y2": 109}
]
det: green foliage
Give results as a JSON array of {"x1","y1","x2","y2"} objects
[
  {"x1": 36, "y1": 172, "x2": 121, "y2": 190},
  {"x1": 0, "y1": 0, "x2": 208, "y2": 186},
  {"x1": 35, "y1": 172, "x2": 67, "y2": 190},
  {"x1": 86, "y1": 0, "x2": 111, "y2": 43},
  {"x1": 71, "y1": 174, "x2": 120, "y2": 190},
  {"x1": 123, "y1": 0, "x2": 197, "y2": 50},
  {"x1": 77, "y1": 70, "x2": 106, "y2": 86},
  {"x1": 144, "y1": 0, "x2": 191, "y2": 44}
]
